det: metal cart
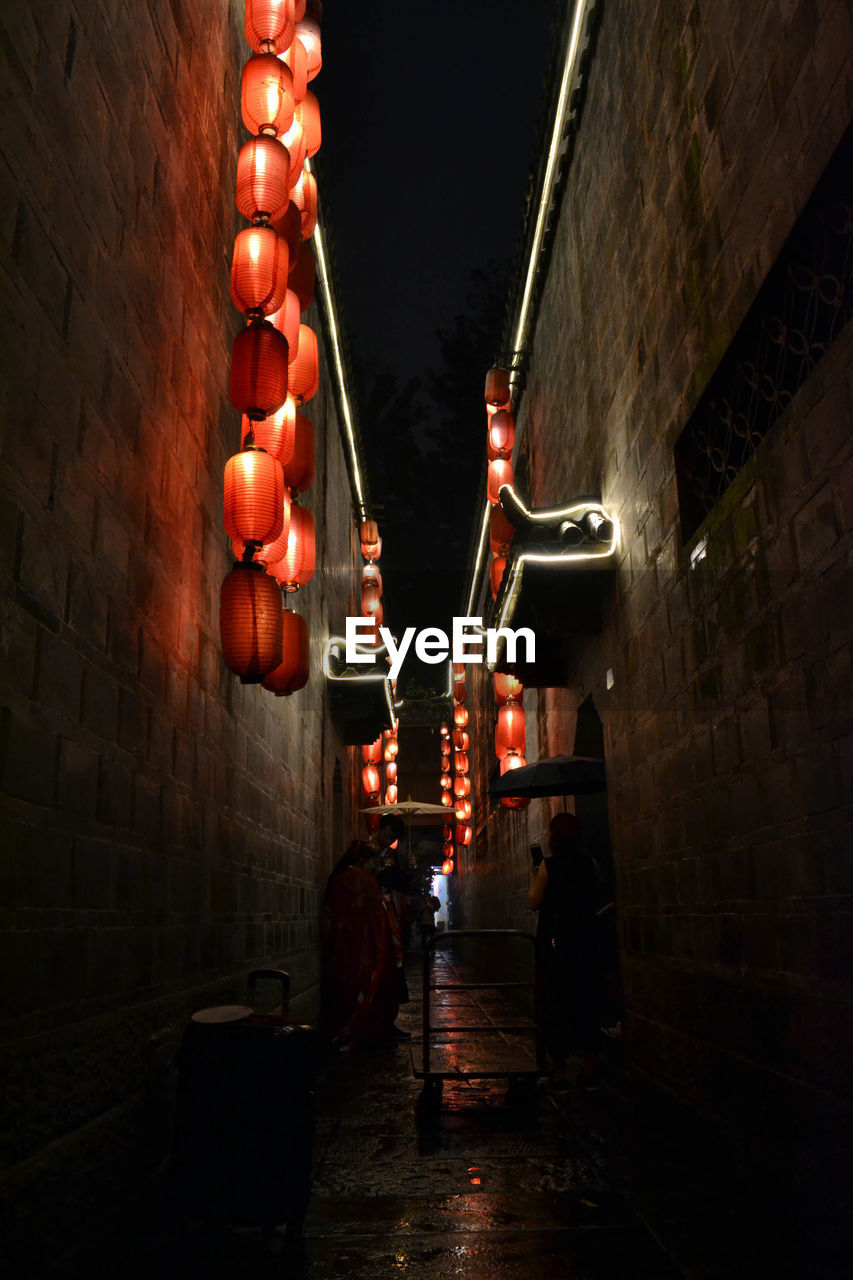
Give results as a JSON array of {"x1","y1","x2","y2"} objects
[{"x1": 411, "y1": 929, "x2": 542, "y2": 1119}]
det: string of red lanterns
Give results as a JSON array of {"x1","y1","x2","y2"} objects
[
  {"x1": 450, "y1": 663, "x2": 473, "y2": 846},
  {"x1": 484, "y1": 366, "x2": 516, "y2": 602},
  {"x1": 219, "y1": 0, "x2": 323, "y2": 693}
]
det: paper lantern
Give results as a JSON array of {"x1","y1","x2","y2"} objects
[
  {"x1": 455, "y1": 824, "x2": 472, "y2": 846},
  {"x1": 289, "y1": 323, "x2": 319, "y2": 402},
  {"x1": 495, "y1": 704, "x2": 525, "y2": 758},
  {"x1": 244, "y1": 0, "x2": 296, "y2": 54},
  {"x1": 236, "y1": 135, "x2": 292, "y2": 223},
  {"x1": 490, "y1": 555, "x2": 507, "y2": 600},
  {"x1": 220, "y1": 561, "x2": 283, "y2": 681},
  {"x1": 361, "y1": 562, "x2": 382, "y2": 592},
  {"x1": 487, "y1": 458, "x2": 513, "y2": 506},
  {"x1": 440, "y1": 757, "x2": 451, "y2": 774},
  {"x1": 452, "y1": 729, "x2": 469, "y2": 751},
  {"x1": 262, "y1": 607, "x2": 310, "y2": 695},
  {"x1": 494, "y1": 673, "x2": 524, "y2": 706},
  {"x1": 282, "y1": 411, "x2": 314, "y2": 491},
  {"x1": 230, "y1": 226, "x2": 289, "y2": 318},
  {"x1": 360, "y1": 520, "x2": 380, "y2": 559},
  {"x1": 442, "y1": 824, "x2": 453, "y2": 841},
  {"x1": 453, "y1": 776, "x2": 471, "y2": 799},
  {"x1": 366, "y1": 601, "x2": 384, "y2": 627},
  {"x1": 362, "y1": 737, "x2": 382, "y2": 764},
  {"x1": 439, "y1": 722, "x2": 450, "y2": 737},
  {"x1": 256, "y1": 488, "x2": 292, "y2": 564},
  {"x1": 289, "y1": 241, "x2": 316, "y2": 310},
  {"x1": 269, "y1": 502, "x2": 314, "y2": 588},
  {"x1": 362, "y1": 763, "x2": 380, "y2": 795},
  {"x1": 441, "y1": 792, "x2": 453, "y2": 808},
  {"x1": 489, "y1": 503, "x2": 514, "y2": 555},
  {"x1": 280, "y1": 35, "x2": 308, "y2": 102},
  {"x1": 453, "y1": 705, "x2": 468, "y2": 729},
  {"x1": 501, "y1": 795, "x2": 530, "y2": 811},
  {"x1": 439, "y1": 774, "x2": 452, "y2": 791},
  {"x1": 270, "y1": 200, "x2": 302, "y2": 261},
  {"x1": 291, "y1": 168, "x2": 318, "y2": 240},
  {"x1": 454, "y1": 751, "x2": 469, "y2": 775},
  {"x1": 241, "y1": 53, "x2": 294, "y2": 136},
  {"x1": 441, "y1": 859, "x2": 454, "y2": 875},
  {"x1": 440, "y1": 738, "x2": 451, "y2": 757},
  {"x1": 452, "y1": 683, "x2": 466, "y2": 704},
  {"x1": 455, "y1": 798, "x2": 472, "y2": 822},
  {"x1": 361, "y1": 583, "x2": 382, "y2": 616},
  {"x1": 385, "y1": 760, "x2": 397, "y2": 783},
  {"x1": 485, "y1": 366, "x2": 510, "y2": 406},
  {"x1": 487, "y1": 409, "x2": 515, "y2": 459},
  {"x1": 297, "y1": 90, "x2": 321, "y2": 156},
  {"x1": 384, "y1": 785, "x2": 398, "y2": 806},
  {"x1": 296, "y1": 13, "x2": 322, "y2": 78},
  {"x1": 243, "y1": 395, "x2": 296, "y2": 463},
  {"x1": 268, "y1": 290, "x2": 301, "y2": 364},
  {"x1": 229, "y1": 320, "x2": 289, "y2": 419},
  {"x1": 281, "y1": 116, "x2": 307, "y2": 186},
  {"x1": 451, "y1": 662, "x2": 465, "y2": 683},
  {"x1": 499, "y1": 751, "x2": 526, "y2": 775},
  {"x1": 224, "y1": 448, "x2": 285, "y2": 547},
  {"x1": 383, "y1": 737, "x2": 398, "y2": 761}
]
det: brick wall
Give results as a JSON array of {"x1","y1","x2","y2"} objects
[
  {"x1": 458, "y1": 0, "x2": 853, "y2": 1179},
  {"x1": 0, "y1": 0, "x2": 361, "y2": 1268}
]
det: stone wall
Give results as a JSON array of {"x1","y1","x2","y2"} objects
[
  {"x1": 458, "y1": 0, "x2": 853, "y2": 1181},
  {"x1": 0, "y1": 0, "x2": 360, "y2": 1268}
]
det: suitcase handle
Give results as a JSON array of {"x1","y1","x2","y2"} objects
[{"x1": 247, "y1": 968, "x2": 290, "y2": 1015}]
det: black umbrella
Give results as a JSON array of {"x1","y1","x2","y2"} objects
[{"x1": 488, "y1": 755, "x2": 606, "y2": 800}]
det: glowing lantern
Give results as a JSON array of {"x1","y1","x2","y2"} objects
[
  {"x1": 281, "y1": 116, "x2": 307, "y2": 186},
  {"x1": 495, "y1": 704, "x2": 525, "y2": 758},
  {"x1": 220, "y1": 561, "x2": 283, "y2": 681},
  {"x1": 269, "y1": 502, "x2": 314, "y2": 589},
  {"x1": 455, "y1": 824, "x2": 472, "y2": 846},
  {"x1": 454, "y1": 751, "x2": 469, "y2": 775},
  {"x1": 441, "y1": 792, "x2": 453, "y2": 808},
  {"x1": 442, "y1": 844, "x2": 454, "y2": 862},
  {"x1": 244, "y1": 396, "x2": 296, "y2": 464},
  {"x1": 362, "y1": 562, "x2": 382, "y2": 592},
  {"x1": 281, "y1": 36, "x2": 308, "y2": 103},
  {"x1": 362, "y1": 738, "x2": 382, "y2": 764},
  {"x1": 385, "y1": 760, "x2": 397, "y2": 783},
  {"x1": 270, "y1": 200, "x2": 302, "y2": 260},
  {"x1": 500, "y1": 751, "x2": 526, "y2": 775},
  {"x1": 291, "y1": 169, "x2": 318, "y2": 239},
  {"x1": 296, "y1": 12, "x2": 322, "y2": 79},
  {"x1": 289, "y1": 324, "x2": 319, "y2": 402},
  {"x1": 383, "y1": 736, "x2": 398, "y2": 761},
  {"x1": 494, "y1": 673, "x2": 524, "y2": 705},
  {"x1": 241, "y1": 54, "x2": 294, "y2": 136},
  {"x1": 490, "y1": 555, "x2": 506, "y2": 600},
  {"x1": 282, "y1": 411, "x2": 314, "y2": 491},
  {"x1": 236, "y1": 136, "x2": 292, "y2": 223},
  {"x1": 487, "y1": 458, "x2": 513, "y2": 505},
  {"x1": 441, "y1": 859, "x2": 454, "y2": 875},
  {"x1": 501, "y1": 795, "x2": 530, "y2": 811},
  {"x1": 360, "y1": 520, "x2": 380, "y2": 558},
  {"x1": 485, "y1": 366, "x2": 510, "y2": 406},
  {"x1": 262, "y1": 607, "x2": 310, "y2": 695},
  {"x1": 453, "y1": 705, "x2": 468, "y2": 729},
  {"x1": 439, "y1": 774, "x2": 452, "y2": 791},
  {"x1": 229, "y1": 321, "x2": 289, "y2": 419},
  {"x1": 451, "y1": 662, "x2": 465, "y2": 683},
  {"x1": 455, "y1": 798, "x2": 472, "y2": 822},
  {"x1": 224, "y1": 448, "x2": 285, "y2": 548},
  {"x1": 442, "y1": 824, "x2": 453, "y2": 841},
  {"x1": 440, "y1": 757, "x2": 451, "y2": 775},
  {"x1": 289, "y1": 241, "x2": 316, "y2": 311},
  {"x1": 440, "y1": 738, "x2": 451, "y2": 757},
  {"x1": 268, "y1": 291, "x2": 301, "y2": 363},
  {"x1": 361, "y1": 583, "x2": 382, "y2": 616},
  {"x1": 453, "y1": 776, "x2": 471, "y2": 799},
  {"x1": 256, "y1": 491, "x2": 292, "y2": 564},
  {"x1": 244, "y1": 0, "x2": 296, "y2": 54},
  {"x1": 452, "y1": 730, "x2": 469, "y2": 751},
  {"x1": 440, "y1": 722, "x2": 450, "y2": 736},
  {"x1": 230, "y1": 226, "x2": 289, "y2": 318},
  {"x1": 487, "y1": 409, "x2": 515, "y2": 459},
  {"x1": 384, "y1": 785, "x2": 398, "y2": 806},
  {"x1": 297, "y1": 90, "x2": 321, "y2": 156},
  {"x1": 361, "y1": 763, "x2": 380, "y2": 795},
  {"x1": 366, "y1": 601, "x2": 384, "y2": 627},
  {"x1": 452, "y1": 683, "x2": 466, "y2": 704},
  {"x1": 489, "y1": 503, "x2": 514, "y2": 555}
]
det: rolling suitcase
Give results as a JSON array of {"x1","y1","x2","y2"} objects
[{"x1": 174, "y1": 969, "x2": 316, "y2": 1238}]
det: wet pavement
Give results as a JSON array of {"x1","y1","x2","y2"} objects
[{"x1": 68, "y1": 943, "x2": 838, "y2": 1278}]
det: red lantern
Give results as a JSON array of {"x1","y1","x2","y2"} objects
[
  {"x1": 485, "y1": 366, "x2": 510, "y2": 406},
  {"x1": 487, "y1": 409, "x2": 515, "y2": 459},
  {"x1": 360, "y1": 519, "x2": 380, "y2": 559},
  {"x1": 453, "y1": 705, "x2": 468, "y2": 729},
  {"x1": 361, "y1": 763, "x2": 380, "y2": 795},
  {"x1": 385, "y1": 784, "x2": 398, "y2": 806},
  {"x1": 367, "y1": 601, "x2": 384, "y2": 627},
  {"x1": 385, "y1": 760, "x2": 397, "y2": 783},
  {"x1": 451, "y1": 662, "x2": 465, "y2": 683},
  {"x1": 454, "y1": 751, "x2": 469, "y2": 775},
  {"x1": 501, "y1": 795, "x2": 530, "y2": 811},
  {"x1": 361, "y1": 583, "x2": 382, "y2": 616},
  {"x1": 490, "y1": 555, "x2": 507, "y2": 600},
  {"x1": 440, "y1": 739, "x2": 451, "y2": 757},
  {"x1": 442, "y1": 824, "x2": 453, "y2": 841},
  {"x1": 383, "y1": 737, "x2": 398, "y2": 761},
  {"x1": 220, "y1": 561, "x2": 283, "y2": 681},
  {"x1": 452, "y1": 683, "x2": 466, "y2": 704},
  {"x1": 241, "y1": 54, "x2": 294, "y2": 137},
  {"x1": 455, "y1": 824, "x2": 472, "y2": 846},
  {"x1": 362, "y1": 561, "x2": 382, "y2": 592},
  {"x1": 229, "y1": 320, "x2": 289, "y2": 420},
  {"x1": 440, "y1": 757, "x2": 451, "y2": 775},
  {"x1": 236, "y1": 135, "x2": 291, "y2": 223},
  {"x1": 439, "y1": 774, "x2": 452, "y2": 791},
  {"x1": 289, "y1": 241, "x2": 316, "y2": 310},
  {"x1": 362, "y1": 737, "x2": 382, "y2": 764},
  {"x1": 452, "y1": 729, "x2": 469, "y2": 751},
  {"x1": 282, "y1": 411, "x2": 315, "y2": 492},
  {"x1": 455, "y1": 798, "x2": 472, "y2": 822},
  {"x1": 224, "y1": 448, "x2": 286, "y2": 548},
  {"x1": 291, "y1": 169, "x2": 318, "y2": 239},
  {"x1": 441, "y1": 859, "x2": 454, "y2": 875},
  {"x1": 365, "y1": 810, "x2": 381, "y2": 835},
  {"x1": 453, "y1": 776, "x2": 471, "y2": 799},
  {"x1": 281, "y1": 117, "x2": 307, "y2": 186},
  {"x1": 289, "y1": 324, "x2": 319, "y2": 402},
  {"x1": 280, "y1": 35, "x2": 308, "y2": 103},
  {"x1": 296, "y1": 13, "x2": 322, "y2": 79},
  {"x1": 487, "y1": 458, "x2": 513, "y2": 505},
  {"x1": 244, "y1": 395, "x2": 296, "y2": 464},
  {"x1": 297, "y1": 90, "x2": 321, "y2": 156},
  {"x1": 262, "y1": 607, "x2": 310, "y2": 695},
  {"x1": 270, "y1": 200, "x2": 302, "y2": 261},
  {"x1": 499, "y1": 751, "x2": 526, "y2": 775},
  {"x1": 268, "y1": 291, "x2": 301, "y2": 364},
  {"x1": 495, "y1": 704, "x2": 525, "y2": 758},
  {"x1": 269, "y1": 502, "x2": 314, "y2": 588},
  {"x1": 442, "y1": 844, "x2": 454, "y2": 862},
  {"x1": 230, "y1": 226, "x2": 289, "y2": 318},
  {"x1": 441, "y1": 792, "x2": 453, "y2": 808},
  {"x1": 245, "y1": 0, "x2": 296, "y2": 54},
  {"x1": 489, "y1": 503, "x2": 514, "y2": 555},
  {"x1": 494, "y1": 672, "x2": 524, "y2": 705}
]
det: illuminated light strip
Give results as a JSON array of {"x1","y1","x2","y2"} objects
[
  {"x1": 465, "y1": 0, "x2": 592, "y2": 615},
  {"x1": 307, "y1": 158, "x2": 367, "y2": 519}
]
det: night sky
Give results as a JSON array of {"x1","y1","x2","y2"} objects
[{"x1": 314, "y1": 2, "x2": 562, "y2": 691}]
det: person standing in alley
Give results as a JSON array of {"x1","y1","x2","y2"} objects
[{"x1": 529, "y1": 812, "x2": 603, "y2": 1089}]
